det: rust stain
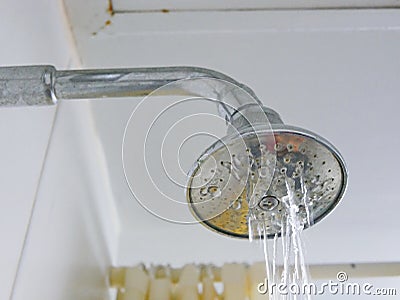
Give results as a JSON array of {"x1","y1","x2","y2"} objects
[
  {"x1": 105, "y1": 20, "x2": 112, "y2": 26},
  {"x1": 107, "y1": 0, "x2": 115, "y2": 16},
  {"x1": 161, "y1": 9, "x2": 170, "y2": 13}
]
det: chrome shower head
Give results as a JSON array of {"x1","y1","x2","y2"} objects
[
  {"x1": 187, "y1": 104, "x2": 347, "y2": 239},
  {"x1": 0, "y1": 65, "x2": 347, "y2": 239}
]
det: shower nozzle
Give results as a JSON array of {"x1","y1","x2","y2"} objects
[
  {"x1": 187, "y1": 104, "x2": 347, "y2": 239},
  {"x1": 0, "y1": 65, "x2": 347, "y2": 239}
]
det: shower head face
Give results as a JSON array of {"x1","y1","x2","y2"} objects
[{"x1": 186, "y1": 126, "x2": 347, "y2": 239}]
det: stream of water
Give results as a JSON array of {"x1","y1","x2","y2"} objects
[{"x1": 249, "y1": 175, "x2": 313, "y2": 300}]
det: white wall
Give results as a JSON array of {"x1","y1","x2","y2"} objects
[
  {"x1": 0, "y1": 1, "x2": 75, "y2": 299},
  {"x1": 11, "y1": 101, "x2": 119, "y2": 300}
]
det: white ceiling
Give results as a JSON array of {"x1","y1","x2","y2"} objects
[
  {"x1": 112, "y1": 0, "x2": 400, "y2": 11},
  {"x1": 63, "y1": 1, "x2": 400, "y2": 266}
]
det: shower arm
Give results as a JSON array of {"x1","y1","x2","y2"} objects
[{"x1": 0, "y1": 65, "x2": 262, "y2": 119}]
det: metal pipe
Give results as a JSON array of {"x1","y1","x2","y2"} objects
[{"x1": 0, "y1": 65, "x2": 261, "y2": 108}]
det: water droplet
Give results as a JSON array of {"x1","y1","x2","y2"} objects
[
  {"x1": 207, "y1": 185, "x2": 221, "y2": 197},
  {"x1": 200, "y1": 187, "x2": 208, "y2": 196},
  {"x1": 259, "y1": 166, "x2": 269, "y2": 178}
]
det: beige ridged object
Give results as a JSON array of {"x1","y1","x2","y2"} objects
[
  {"x1": 148, "y1": 278, "x2": 172, "y2": 300},
  {"x1": 221, "y1": 264, "x2": 247, "y2": 300},
  {"x1": 201, "y1": 276, "x2": 219, "y2": 300},
  {"x1": 113, "y1": 263, "x2": 267, "y2": 300},
  {"x1": 175, "y1": 264, "x2": 200, "y2": 300},
  {"x1": 247, "y1": 263, "x2": 269, "y2": 300},
  {"x1": 122, "y1": 266, "x2": 149, "y2": 300}
]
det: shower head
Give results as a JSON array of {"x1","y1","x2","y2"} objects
[
  {"x1": 0, "y1": 65, "x2": 347, "y2": 239},
  {"x1": 187, "y1": 104, "x2": 347, "y2": 239}
]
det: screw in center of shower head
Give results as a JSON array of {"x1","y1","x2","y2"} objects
[{"x1": 258, "y1": 195, "x2": 280, "y2": 211}]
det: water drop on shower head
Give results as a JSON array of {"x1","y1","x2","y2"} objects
[{"x1": 186, "y1": 104, "x2": 347, "y2": 239}]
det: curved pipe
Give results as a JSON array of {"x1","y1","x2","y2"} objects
[{"x1": 0, "y1": 65, "x2": 261, "y2": 110}]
